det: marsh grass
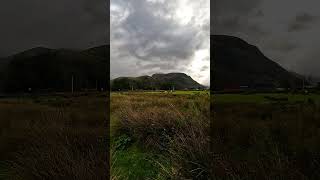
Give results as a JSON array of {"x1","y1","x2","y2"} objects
[
  {"x1": 111, "y1": 92, "x2": 320, "y2": 179},
  {"x1": 111, "y1": 92, "x2": 211, "y2": 179},
  {"x1": 212, "y1": 95, "x2": 320, "y2": 179},
  {"x1": 0, "y1": 93, "x2": 108, "y2": 180}
]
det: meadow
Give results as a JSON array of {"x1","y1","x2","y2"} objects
[
  {"x1": 212, "y1": 93, "x2": 320, "y2": 179},
  {"x1": 1, "y1": 91, "x2": 319, "y2": 179},
  {"x1": 0, "y1": 93, "x2": 108, "y2": 180},
  {"x1": 110, "y1": 91, "x2": 210, "y2": 179},
  {"x1": 111, "y1": 91, "x2": 320, "y2": 179}
]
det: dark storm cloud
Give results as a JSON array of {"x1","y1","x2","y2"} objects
[
  {"x1": 288, "y1": 13, "x2": 317, "y2": 32},
  {"x1": 295, "y1": 13, "x2": 317, "y2": 24},
  {"x1": 213, "y1": 0, "x2": 262, "y2": 15},
  {"x1": 0, "y1": 0, "x2": 108, "y2": 57},
  {"x1": 255, "y1": 10, "x2": 264, "y2": 17},
  {"x1": 212, "y1": 0, "x2": 320, "y2": 78},
  {"x1": 212, "y1": 0, "x2": 263, "y2": 35},
  {"x1": 296, "y1": 50, "x2": 320, "y2": 76},
  {"x1": 111, "y1": 0, "x2": 210, "y2": 85},
  {"x1": 263, "y1": 38, "x2": 298, "y2": 52}
]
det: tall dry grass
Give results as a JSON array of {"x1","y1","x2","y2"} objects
[
  {"x1": 212, "y1": 101, "x2": 320, "y2": 179},
  {"x1": 112, "y1": 92, "x2": 320, "y2": 179},
  {"x1": 0, "y1": 93, "x2": 109, "y2": 180},
  {"x1": 111, "y1": 92, "x2": 211, "y2": 179}
]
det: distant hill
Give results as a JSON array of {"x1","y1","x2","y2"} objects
[
  {"x1": 111, "y1": 73, "x2": 205, "y2": 91},
  {"x1": 0, "y1": 45, "x2": 109, "y2": 93},
  {"x1": 212, "y1": 35, "x2": 303, "y2": 90},
  {"x1": 0, "y1": 58, "x2": 11, "y2": 92},
  {"x1": 83, "y1": 45, "x2": 109, "y2": 59}
]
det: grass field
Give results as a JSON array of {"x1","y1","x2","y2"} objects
[
  {"x1": 110, "y1": 91, "x2": 210, "y2": 179},
  {"x1": 212, "y1": 93, "x2": 320, "y2": 179},
  {"x1": 0, "y1": 93, "x2": 108, "y2": 180},
  {"x1": 2, "y1": 91, "x2": 319, "y2": 179},
  {"x1": 120, "y1": 90, "x2": 209, "y2": 95}
]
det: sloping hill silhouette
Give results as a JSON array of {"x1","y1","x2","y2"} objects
[
  {"x1": 212, "y1": 35, "x2": 302, "y2": 90},
  {"x1": 111, "y1": 73, "x2": 205, "y2": 91},
  {"x1": 0, "y1": 45, "x2": 109, "y2": 93}
]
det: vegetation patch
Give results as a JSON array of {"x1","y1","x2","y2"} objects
[
  {"x1": 0, "y1": 93, "x2": 108, "y2": 180},
  {"x1": 212, "y1": 93, "x2": 320, "y2": 179},
  {"x1": 111, "y1": 92, "x2": 210, "y2": 179}
]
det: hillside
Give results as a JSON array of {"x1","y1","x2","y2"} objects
[
  {"x1": 83, "y1": 45, "x2": 109, "y2": 59},
  {"x1": 111, "y1": 73, "x2": 205, "y2": 91},
  {"x1": 212, "y1": 35, "x2": 303, "y2": 90},
  {"x1": 0, "y1": 45, "x2": 109, "y2": 93}
]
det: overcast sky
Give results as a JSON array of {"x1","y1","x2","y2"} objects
[
  {"x1": 111, "y1": 0, "x2": 210, "y2": 85},
  {"x1": 3, "y1": 1, "x2": 319, "y2": 84},
  {"x1": 0, "y1": 0, "x2": 108, "y2": 57},
  {"x1": 212, "y1": 0, "x2": 320, "y2": 79}
]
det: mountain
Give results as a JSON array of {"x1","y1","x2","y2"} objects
[
  {"x1": 151, "y1": 73, "x2": 205, "y2": 89},
  {"x1": 11, "y1": 47, "x2": 53, "y2": 59},
  {"x1": 0, "y1": 58, "x2": 11, "y2": 92},
  {"x1": 83, "y1": 45, "x2": 109, "y2": 59},
  {"x1": 212, "y1": 35, "x2": 303, "y2": 90},
  {"x1": 111, "y1": 73, "x2": 205, "y2": 91},
  {"x1": 0, "y1": 45, "x2": 109, "y2": 93}
]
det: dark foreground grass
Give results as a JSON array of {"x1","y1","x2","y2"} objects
[
  {"x1": 0, "y1": 93, "x2": 108, "y2": 180},
  {"x1": 111, "y1": 92, "x2": 211, "y2": 179},
  {"x1": 212, "y1": 93, "x2": 320, "y2": 179}
]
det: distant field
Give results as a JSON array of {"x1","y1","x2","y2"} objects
[
  {"x1": 214, "y1": 93, "x2": 320, "y2": 104},
  {"x1": 111, "y1": 90, "x2": 209, "y2": 95}
]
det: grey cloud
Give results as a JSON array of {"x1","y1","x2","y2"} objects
[
  {"x1": 201, "y1": 65, "x2": 209, "y2": 72},
  {"x1": 116, "y1": 0, "x2": 203, "y2": 63},
  {"x1": 140, "y1": 63, "x2": 183, "y2": 71},
  {"x1": 295, "y1": 13, "x2": 317, "y2": 23},
  {"x1": 212, "y1": 0, "x2": 263, "y2": 34},
  {"x1": 111, "y1": 0, "x2": 210, "y2": 85},
  {"x1": 255, "y1": 10, "x2": 264, "y2": 17},
  {"x1": 293, "y1": 46, "x2": 320, "y2": 77},
  {"x1": 213, "y1": 0, "x2": 262, "y2": 15},
  {"x1": 0, "y1": 0, "x2": 108, "y2": 57},
  {"x1": 212, "y1": 0, "x2": 269, "y2": 47},
  {"x1": 263, "y1": 38, "x2": 298, "y2": 52},
  {"x1": 288, "y1": 13, "x2": 317, "y2": 32}
]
